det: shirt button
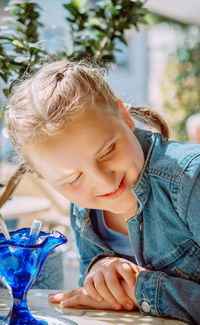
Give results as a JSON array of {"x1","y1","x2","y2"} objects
[{"x1": 141, "y1": 300, "x2": 151, "y2": 313}]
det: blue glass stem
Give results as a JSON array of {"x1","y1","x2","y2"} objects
[
  {"x1": 9, "y1": 289, "x2": 28, "y2": 319},
  {"x1": 1, "y1": 289, "x2": 47, "y2": 325}
]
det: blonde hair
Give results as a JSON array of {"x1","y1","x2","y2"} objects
[{"x1": 5, "y1": 59, "x2": 169, "y2": 166}]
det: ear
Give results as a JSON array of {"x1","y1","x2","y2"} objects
[{"x1": 116, "y1": 98, "x2": 135, "y2": 131}]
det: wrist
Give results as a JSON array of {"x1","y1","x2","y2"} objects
[{"x1": 87, "y1": 253, "x2": 116, "y2": 273}]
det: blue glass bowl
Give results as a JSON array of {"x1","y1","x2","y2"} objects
[{"x1": 0, "y1": 228, "x2": 77, "y2": 325}]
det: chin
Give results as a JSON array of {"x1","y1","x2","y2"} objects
[
  {"x1": 109, "y1": 205, "x2": 133, "y2": 215},
  {"x1": 110, "y1": 198, "x2": 137, "y2": 215}
]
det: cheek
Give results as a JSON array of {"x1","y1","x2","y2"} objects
[
  {"x1": 57, "y1": 184, "x2": 94, "y2": 206},
  {"x1": 115, "y1": 141, "x2": 144, "y2": 176},
  {"x1": 115, "y1": 144, "x2": 135, "y2": 167}
]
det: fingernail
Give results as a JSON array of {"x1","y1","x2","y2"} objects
[
  {"x1": 96, "y1": 296, "x2": 103, "y2": 302},
  {"x1": 49, "y1": 296, "x2": 56, "y2": 301},
  {"x1": 125, "y1": 303, "x2": 133, "y2": 310},
  {"x1": 114, "y1": 304, "x2": 121, "y2": 310},
  {"x1": 49, "y1": 294, "x2": 62, "y2": 302}
]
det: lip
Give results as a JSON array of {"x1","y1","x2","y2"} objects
[{"x1": 98, "y1": 174, "x2": 126, "y2": 200}]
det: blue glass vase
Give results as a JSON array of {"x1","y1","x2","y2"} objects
[{"x1": 0, "y1": 228, "x2": 77, "y2": 325}]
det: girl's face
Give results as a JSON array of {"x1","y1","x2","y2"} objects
[{"x1": 28, "y1": 107, "x2": 144, "y2": 216}]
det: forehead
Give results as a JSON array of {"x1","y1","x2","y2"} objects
[
  {"x1": 28, "y1": 108, "x2": 121, "y2": 176},
  {"x1": 45, "y1": 107, "x2": 118, "y2": 149}
]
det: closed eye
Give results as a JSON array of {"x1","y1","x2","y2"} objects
[
  {"x1": 67, "y1": 173, "x2": 82, "y2": 186},
  {"x1": 62, "y1": 144, "x2": 116, "y2": 186},
  {"x1": 98, "y1": 143, "x2": 116, "y2": 161}
]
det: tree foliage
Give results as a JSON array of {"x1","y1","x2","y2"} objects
[
  {"x1": 0, "y1": 0, "x2": 148, "y2": 101},
  {"x1": 63, "y1": 0, "x2": 148, "y2": 62},
  {"x1": 0, "y1": 0, "x2": 47, "y2": 96},
  {"x1": 162, "y1": 27, "x2": 200, "y2": 141}
]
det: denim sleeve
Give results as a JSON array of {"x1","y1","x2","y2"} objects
[
  {"x1": 179, "y1": 154, "x2": 200, "y2": 246},
  {"x1": 184, "y1": 166, "x2": 200, "y2": 246},
  {"x1": 70, "y1": 204, "x2": 115, "y2": 287},
  {"x1": 69, "y1": 207, "x2": 89, "y2": 286},
  {"x1": 135, "y1": 270, "x2": 200, "y2": 324},
  {"x1": 134, "y1": 157, "x2": 200, "y2": 324}
]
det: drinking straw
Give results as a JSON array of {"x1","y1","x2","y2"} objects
[
  {"x1": 29, "y1": 219, "x2": 42, "y2": 237},
  {"x1": 0, "y1": 211, "x2": 11, "y2": 240}
]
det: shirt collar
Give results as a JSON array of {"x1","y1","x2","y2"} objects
[{"x1": 131, "y1": 128, "x2": 155, "y2": 215}]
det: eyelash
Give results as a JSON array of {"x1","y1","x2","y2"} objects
[
  {"x1": 68, "y1": 173, "x2": 82, "y2": 186},
  {"x1": 68, "y1": 144, "x2": 116, "y2": 186},
  {"x1": 99, "y1": 143, "x2": 116, "y2": 161}
]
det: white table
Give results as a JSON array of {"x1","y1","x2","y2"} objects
[
  {"x1": 0, "y1": 195, "x2": 51, "y2": 217},
  {"x1": 0, "y1": 289, "x2": 188, "y2": 325}
]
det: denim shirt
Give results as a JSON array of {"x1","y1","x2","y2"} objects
[{"x1": 70, "y1": 128, "x2": 200, "y2": 324}]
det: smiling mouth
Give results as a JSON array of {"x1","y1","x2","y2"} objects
[{"x1": 98, "y1": 174, "x2": 126, "y2": 200}]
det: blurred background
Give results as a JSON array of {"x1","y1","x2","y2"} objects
[{"x1": 0, "y1": 0, "x2": 200, "y2": 290}]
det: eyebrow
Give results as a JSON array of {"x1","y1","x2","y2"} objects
[{"x1": 55, "y1": 135, "x2": 115, "y2": 184}]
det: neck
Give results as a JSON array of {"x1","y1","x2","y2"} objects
[
  {"x1": 104, "y1": 211, "x2": 128, "y2": 235},
  {"x1": 103, "y1": 197, "x2": 138, "y2": 235}
]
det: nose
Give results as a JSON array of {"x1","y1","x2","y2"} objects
[{"x1": 88, "y1": 165, "x2": 116, "y2": 195}]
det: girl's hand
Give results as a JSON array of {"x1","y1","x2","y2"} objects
[
  {"x1": 84, "y1": 256, "x2": 146, "y2": 310},
  {"x1": 120, "y1": 278, "x2": 138, "y2": 305},
  {"x1": 48, "y1": 287, "x2": 121, "y2": 310}
]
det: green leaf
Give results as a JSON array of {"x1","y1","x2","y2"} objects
[
  {"x1": 114, "y1": 34, "x2": 127, "y2": 45},
  {"x1": 63, "y1": 3, "x2": 80, "y2": 17},
  {"x1": 2, "y1": 88, "x2": 9, "y2": 97},
  {"x1": 12, "y1": 39, "x2": 24, "y2": 47}
]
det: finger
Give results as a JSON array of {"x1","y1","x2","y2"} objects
[
  {"x1": 93, "y1": 273, "x2": 122, "y2": 310},
  {"x1": 130, "y1": 263, "x2": 145, "y2": 275},
  {"x1": 61, "y1": 297, "x2": 85, "y2": 309},
  {"x1": 48, "y1": 289, "x2": 77, "y2": 303},
  {"x1": 116, "y1": 262, "x2": 136, "y2": 290},
  {"x1": 48, "y1": 291, "x2": 66, "y2": 303},
  {"x1": 48, "y1": 290, "x2": 63, "y2": 297},
  {"x1": 60, "y1": 294, "x2": 115, "y2": 310},
  {"x1": 60, "y1": 294, "x2": 97, "y2": 309},
  {"x1": 84, "y1": 276, "x2": 103, "y2": 302},
  {"x1": 104, "y1": 272, "x2": 134, "y2": 310}
]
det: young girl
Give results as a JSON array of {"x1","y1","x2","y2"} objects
[{"x1": 5, "y1": 59, "x2": 200, "y2": 324}]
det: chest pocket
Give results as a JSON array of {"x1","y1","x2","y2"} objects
[{"x1": 152, "y1": 239, "x2": 200, "y2": 282}]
